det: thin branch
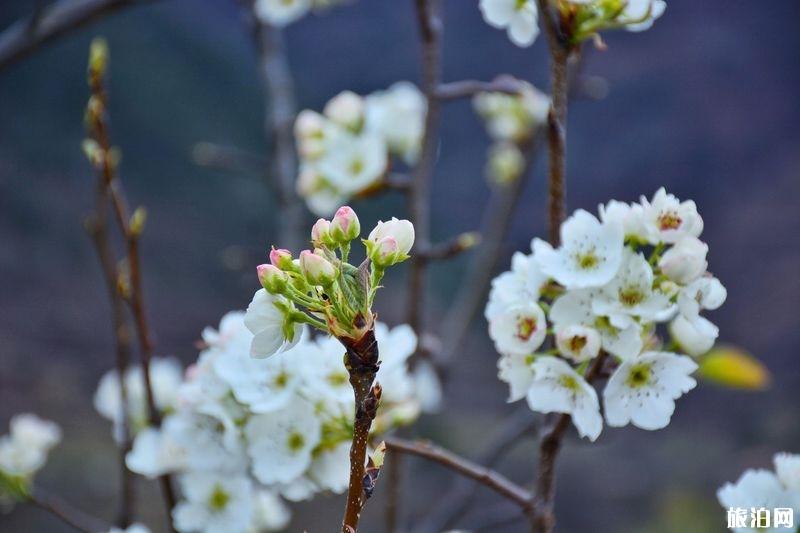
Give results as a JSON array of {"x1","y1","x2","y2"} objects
[
  {"x1": 418, "y1": 231, "x2": 481, "y2": 262},
  {"x1": 435, "y1": 76, "x2": 525, "y2": 101},
  {"x1": 85, "y1": 41, "x2": 177, "y2": 526},
  {"x1": 241, "y1": 1, "x2": 305, "y2": 250},
  {"x1": 414, "y1": 405, "x2": 537, "y2": 532},
  {"x1": 0, "y1": 0, "x2": 157, "y2": 72},
  {"x1": 28, "y1": 487, "x2": 110, "y2": 533},
  {"x1": 407, "y1": 0, "x2": 444, "y2": 337},
  {"x1": 383, "y1": 437, "x2": 533, "y2": 510}
]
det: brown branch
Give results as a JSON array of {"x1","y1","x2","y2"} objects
[
  {"x1": 407, "y1": 0, "x2": 444, "y2": 337},
  {"x1": 418, "y1": 231, "x2": 481, "y2": 262},
  {"x1": 340, "y1": 329, "x2": 382, "y2": 532},
  {"x1": 531, "y1": 352, "x2": 608, "y2": 532},
  {"x1": 28, "y1": 487, "x2": 110, "y2": 533},
  {"x1": 435, "y1": 76, "x2": 525, "y2": 101},
  {"x1": 0, "y1": 0, "x2": 157, "y2": 72},
  {"x1": 241, "y1": 1, "x2": 305, "y2": 250},
  {"x1": 85, "y1": 40, "x2": 176, "y2": 527},
  {"x1": 383, "y1": 437, "x2": 533, "y2": 510}
]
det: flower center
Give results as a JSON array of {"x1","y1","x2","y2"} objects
[
  {"x1": 618, "y1": 286, "x2": 645, "y2": 306},
  {"x1": 349, "y1": 157, "x2": 364, "y2": 176},
  {"x1": 625, "y1": 363, "x2": 652, "y2": 388},
  {"x1": 287, "y1": 431, "x2": 306, "y2": 453},
  {"x1": 516, "y1": 316, "x2": 538, "y2": 341},
  {"x1": 207, "y1": 485, "x2": 230, "y2": 512},
  {"x1": 658, "y1": 211, "x2": 682, "y2": 230},
  {"x1": 575, "y1": 250, "x2": 600, "y2": 270},
  {"x1": 273, "y1": 371, "x2": 289, "y2": 389},
  {"x1": 559, "y1": 374, "x2": 580, "y2": 391},
  {"x1": 568, "y1": 335, "x2": 588, "y2": 353},
  {"x1": 515, "y1": 0, "x2": 528, "y2": 9}
]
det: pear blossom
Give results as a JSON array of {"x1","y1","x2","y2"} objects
[
  {"x1": 479, "y1": 0, "x2": 539, "y2": 47},
  {"x1": 533, "y1": 209, "x2": 625, "y2": 289},
  {"x1": 295, "y1": 165, "x2": 346, "y2": 216},
  {"x1": 486, "y1": 141, "x2": 525, "y2": 185},
  {"x1": 555, "y1": 324, "x2": 601, "y2": 362},
  {"x1": 718, "y1": 463, "x2": 800, "y2": 533},
  {"x1": 299, "y1": 249, "x2": 338, "y2": 285},
  {"x1": 172, "y1": 472, "x2": 252, "y2": 533},
  {"x1": 526, "y1": 356, "x2": 603, "y2": 441},
  {"x1": 603, "y1": 352, "x2": 697, "y2": 430},
  {"x1": 254, "y1": 0, "x2": 311, "y2": 27},
  {"x1": 488, "y1": 301, "x2": 547, "y2": 356},
  {"x1": 330, "y1": 205, "x2": 361, "y2": 243},
  {"x1": 658, "y1": 236, "x2": 708, "y2": 284},
  {"x1": 485, "y1": 250, "x2": 548, "y2": 320},
  {"x1": 640, "y1": 187, "x2": 703, "y2": 244},
  {"x1": 317, "y1": 133, "x2": 387, "y2": 194},
  {"x1": 250, "y1": 489, "x2": 291, "y2": 531},
  {"x1": 244, "y1": 289, "x2": 302, "y2": 358},
  {"x1": 364, "y1": 82, "x2": 426, "y2": 164},
  {"x1": 308, "y1": 441, "x2": 351, "y2": 493},
  {"x1": 621, "y1": 0, "x2": 667, "y2": 32},
  {"x1": 213, "y1": 348, "x2": 301, "y2": 413},
  {"x1": 774, "y1": 453, "x2": 800, "y2": 491},
  {"x1": 497, "y1": 352, "x2": 536, "y2": 402},
  {"x1": 367, "y1": 217, "x2": 415, "y2": 267},
  {"x1": 473, "y1": 81, "x2": 549, "y2": 142},
  {"x1": 246, "y1": 399, "x2": 322, "y2": 485},
  {"x1": 677, "y1": 276, "x2": 727, "y2": 320},
  {"x1": 323, "y1": 90, "x2": 364, "y2": 131},
  {"x1": 669, "y1": 314, "x2": 718, "y2": 357},
  {"x1": 0, "y1": 414, "x2": 61, "y2": 477}
]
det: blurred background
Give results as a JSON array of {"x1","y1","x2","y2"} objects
[{"x1": 1, "y1": 1, "x2": 799, "y2": 531}]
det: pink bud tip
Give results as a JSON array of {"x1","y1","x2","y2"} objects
[{"x1": 269, "y1": 248, "x2": 291, "y2": 267}]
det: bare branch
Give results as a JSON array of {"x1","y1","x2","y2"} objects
[
  {"x1": 383, "y1": 437, "x2": 533, "y2": 511},
  {"x1": 418, "y1": 232, "x2": 481, "y2": 262},
  {"x1": 28, "y1": 487, "x2": 110, "y2": 533},
  {"x1": 435, "y1": 75, "x2": 525, "y2": 101},
  {"x1": 0, "y1": 0, "x2": 157, "y2": 72}
]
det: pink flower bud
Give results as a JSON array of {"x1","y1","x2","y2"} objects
[
  {"x1": 311, "y1": 218, "x2": 332, "y2": 246},
  {"x1": 269, "y1": 248, "x2": 294, "y2": 270},
  {"x1": 299, "y1": 250, "x2": 338, "y2": 285},
  {"x1": 257, "y1": 263, "x2": 287, "y2": 294},
  {"x1": 369, "y1": 236, "x2": 399, "y2": 267},
  {"x1": 330, "y1": 206, "x2": 361, "y2": 243},
  {"x1": 367, "y1": 217, "x2": 414, "y2": 266}
]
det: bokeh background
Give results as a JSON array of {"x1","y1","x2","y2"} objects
[{"x1": 1, "y1": 1, "x2": 799, "y2": 531}]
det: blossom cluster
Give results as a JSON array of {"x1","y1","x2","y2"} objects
[
  {"x1": 718, "y1": 452, "x2": 800, "y2": 532},
  {"x1": 254, "y1": 0, "x2": 349, "y2": 28},
  {"x1": 473, "y1": 80, "x2": 549, "y2": 184},
  {"x1": 295, "y1": 84, "x2": 426, "y2": 215},
  {"x1": 479, "y1": 0, "x2": 666, "y2": 48},
  {"x1": 0, "y1": 414, "x2": 61, "y2": 502},
  {"x1": 486, "y1": 188, "x2": 726, "y2": 440}
]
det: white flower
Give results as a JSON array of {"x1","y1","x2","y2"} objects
[
  {"x1": 592, "y1": 249, "x2": 673, "y2": 327},
  {"x1": 479, "y1": 0, "x2": 539, "y2": 47},
  {"x1": 323, "y1": 90, "x2": 364, "y2": 131},
  {"x1": 473, "y1": 82, "x2": 549, "y2": 142},
  {"x1": 640, "y1": 187, "x2": 704, "y2": 244},
  {"x1": 485, "y1": 251, "x2": 548, "y2": 320},
  {"x1": 375, "y1": 323, "x2": 418, "y2": 404},
  {"x1": 308, "y1": 441, "x2": 351, "y2": 493},
  {"x1": 368, "y1": 217, "x2": 415, "y2": 255},
  {"x1": 246, "y1": 399, "x2": 322, "y2": 485},
  {"x1": 201, "y1": 311, "x2": 251, "y2": 354},
  {"x1": 677, "y1": 276, "x2": 727, "y2": 320},
  {"x1": 0, "y1": 437, "x2": 47, "y2": 477},
  {"x1": 658, "y1": 236, "x2": 708, "y2": 284},
  {"x1": 254, "y1": 0, "x2": 311, "y2": 27},
  {"x1": 172, "y1": 472, "x2": 252, "y2": 533},
  {"x1": 9, "y1": 414, "x2": 61, "y2": 452},
  {"x1": 598, "y1": 200, "x2": 646, "y2": 241},
  {"x1": 555, "y1": 324, "x2": 601, "y2": 363},
  {"x1": 550, "y1": 289, "x2": 644, "y2": 360},
  {"x1": 317, "y1": 133, "x2": 387, "y2": 194},
  {"x1": 717, "y1": 469, "x2": 800, "y2": 533},
  {"x1": 213, "y1": 348, "x2": 301, "y2": 413},
  {"x1": 244, "y1": 289, "x2": 302, "y2": 358},
  {"x1": 488, "y1": 301, "x2": 547, "y2": 356},
  {"x1": 126, "y1": 427, "x2": 179, "y2": 479},
  {"x1": 486, "y1": 141, "x2": 525, "y2": 184},
  {"x1": 295, "y1": 165, "x2": 347, "y2": 217},
  {"x1": 669, "y1": 314, "x2": 718, "y2": 357},
  {"x1": 364, "y1": 82, "x2": 426, "y2": 164},
  {"x1": 774, "y1": 453, "x2": 800, "y2": 491},
  {"x1": 294, "y1": 110, "x2": 345, "y2": 161},
  {"x1": 533, "y1": 209, "x2": 625, "y2": 289},
  {"x1": 250, "y1": 489, "x2": 291, "y2": 532},
  {"x1": 622, "y1": 0, "x2": 666, "y2": 32},
  {"x1": 107, "y1": 524, "x2": 151, "y2": 533},
  {"x1": 603, "y1": 351, "x2": 697, "y2": 430},
  {"x1": 497, "y1": 352, "x2": 536, "y2": 402},
  {"x1": 526, "y1": 356, "x2": 603, "y2": 441},
  {"x1": 411, "y1": 359, "x2": 443, "y2": 413}
]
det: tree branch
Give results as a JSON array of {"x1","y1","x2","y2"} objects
[
  {"x1": 0, "y1": 0, "x2": 157, "y2": 72},
  {"x1": 28, "y1": 487, "x2": 110, "y2": 533},
  {"x1": 435, "y1": 76, "x2": 525, "y2": 101},
  {"x1": 383, "y1": 437, "x2": 533, "y2": 511}
]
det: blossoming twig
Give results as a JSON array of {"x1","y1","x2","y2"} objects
[{"x1": 83, "y1": 38, "x2": 177, "y2": 526}]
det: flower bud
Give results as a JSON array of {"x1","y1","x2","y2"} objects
[
  {"x1": 658, "y1": 236, "x2": 708, "y2": 284},
  {"x1": 330, "y1": 206, "x2": 361, "y2": 243},
  {"x1": 299, "y1": 250, "x2": 338, "y2": 285},
  {"x1": 294, "y1": 110, "x2": 325, "y2": 140},
  {"x1": 367, "y1": 217, "x2": 415, "y2": 267},
  {"x1": 669, "y1": 315, "x2": 718, "y2": 357},
  {"x1": 311, "y1": 218, "x2": 333, "y2": 247},
  {"x1": 555, "y1": 325, "x2": 601, "y2": 362},
  {"x1": 269, "y1": 248, "x2": 294, "y2": 271},
  {"x1": 323, "y1": 91, "x2": 364, "y2": 131},
  {"x1": 257, "y1": 263, "x2": 287, "y2": 294}
]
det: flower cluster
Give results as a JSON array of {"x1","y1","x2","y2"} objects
[
  {"x1": 0, "y1": 414, "x2": 61, "y2": 502},
  {"x1": 718, "y1": 452, "x2": 800, "y2": 532},
  {"x1": 479, "y1": 0, "x2": 666, "y2": 48},
  {"x1": 487, "y1": 188, "x2": 726, "y2": 440},
  {"x1": 295, "y1": 84, "x2": 426, "y2": 215},
  {"x1": 473, "y1": 80, "x2": 549, "y2": 184},
  {"x1": 254, "y1": 0, "x2": 349, "y2": 28}
]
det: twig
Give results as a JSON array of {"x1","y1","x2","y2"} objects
[
  {"x1": 28, "y1": 487, "x2": 110, "y2": 533},
  {"x1": 340, "y1": 329, "x2": 382, "y2": 532},
  {"x1": 435, "y1": 76, "x2": 525, "y2": 101},
  {"x1": 407, "y1": 0, "x2": 444, "y2": 338},
  {"x1": 418, "y1": 231, "x2": 481, "y2": 262},
  {"x1": 0, "y1": 0, "x2": 157, "y2": 72},
  {"x1": 242, "y1": 2, "x2": 305, "y2": 250},
  {"x1": 85, "y1": 40, "x2": 177, "y2": 527},
  {"x1": 383, "y1": 437, "x2": 533, "y2": 510},
  {"x1": 414, "y1": 405, "x2": 537, "y2": 532}
]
